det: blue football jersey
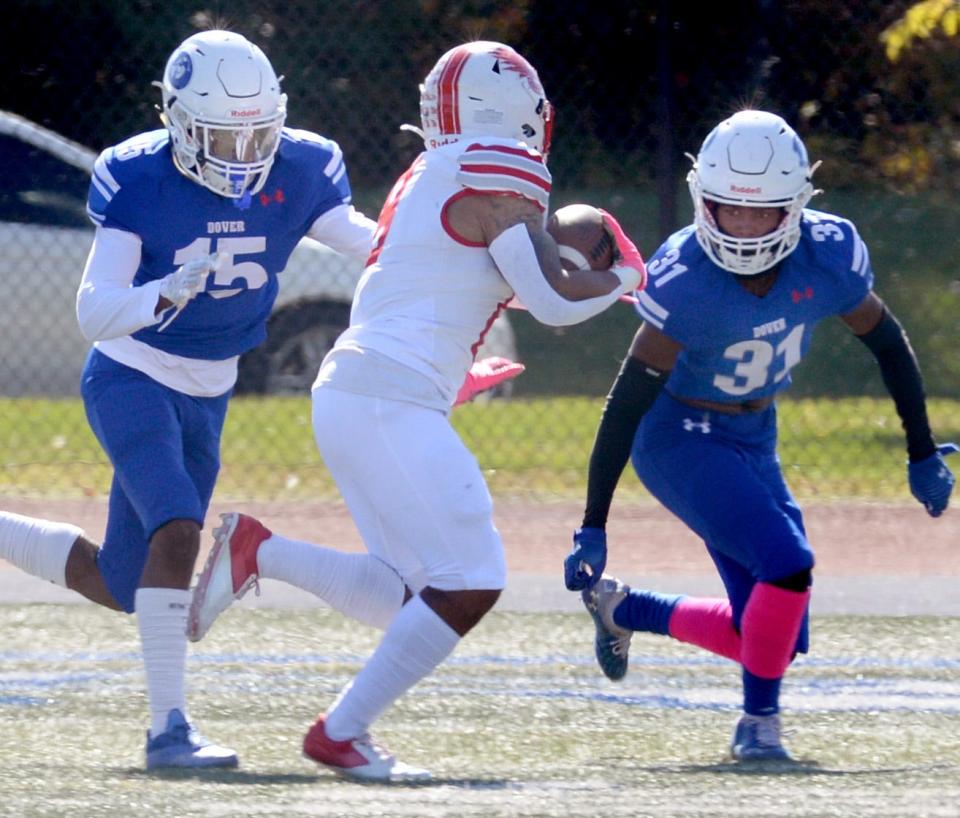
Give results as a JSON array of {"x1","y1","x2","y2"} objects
[
  {"x1": 635, "y1": 210, "x2": 874, "y2": 402},
  {"x1": 86, "y1": 127, "x2": 353, "y2": 360}
]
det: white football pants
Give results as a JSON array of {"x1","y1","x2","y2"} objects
[{"x1": 312, "y1": 386, "x2": 507, "y2": 592}]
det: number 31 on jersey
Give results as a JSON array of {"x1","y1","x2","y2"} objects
[{"x1": 713, "y1": 324, "x2": 805, "y2": 396}]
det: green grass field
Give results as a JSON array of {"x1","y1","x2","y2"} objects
[
  {"x1": 1, "y1": 604, "x2": 957, "y2": 818},
  {"x1": 1, "y1": 396, "x2": 959, "y2": 502}
]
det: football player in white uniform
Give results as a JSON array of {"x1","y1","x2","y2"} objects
[{"x1": 188, "y1": 40, "x2": 647, "y2": 781}]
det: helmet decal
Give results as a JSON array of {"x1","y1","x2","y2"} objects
[
  {"x1": 436, "y1": 46, "x2": 470, "y2": 136},
  {"x1": 789, "y1": 133, "x2": 808, "y2": 166},
  {"x1": 492, "y1": 46, "x2": 545, "y2": 97},
  {"x1": 169, "y1": 53, "x2": 193, "y2": 90}
]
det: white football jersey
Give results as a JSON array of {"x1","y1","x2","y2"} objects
[{"x1": 320, "y1": 137, "x2": 551, "y2": 408}]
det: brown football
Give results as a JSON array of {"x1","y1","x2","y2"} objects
[{"x1": 546, "y1": 204, "x2": 615, "y2": 271}]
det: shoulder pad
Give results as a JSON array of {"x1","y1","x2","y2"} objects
[
  {"x1": 87, "y1": 131, "x2": 168, "y2": 226},
  {"x1": 456, "y1": 141, "x2": 551, "y2": 210},
  {"x1": 279, "y1": 129, "x2": 346, "y2": 185},
  {"x1": 801, "y1": 210, "x2": 871, "y2": 278}
]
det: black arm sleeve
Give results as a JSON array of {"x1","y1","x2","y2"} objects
[
  {"x1": 855, "y1": 307, "x2": 936, "y2": 462},
  {"x1": 582, "y1": 355, "x2": 667, "y2": 528}
]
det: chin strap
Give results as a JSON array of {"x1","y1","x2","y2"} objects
[{"x1": 399, "y1": 123, "x2": 425, "y2": 140}]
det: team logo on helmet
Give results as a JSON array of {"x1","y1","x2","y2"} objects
[
  {"x1": 492, "y1": 46, "x2": 544, "y2": 96},
  {"x1": 790, "y1": 134, "x2": 809, "y2": 165},
  {"x1": 169, "y1": 52, "x2": 193, "y2": 90}
]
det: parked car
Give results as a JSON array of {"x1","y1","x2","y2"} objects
[{"x1": 0, "y1": 118, "x2": 517, "y2": 397}]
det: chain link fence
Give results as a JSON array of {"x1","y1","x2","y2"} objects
[{"x1": 1, "y1": 0, "x2": 958, "y2": 502}]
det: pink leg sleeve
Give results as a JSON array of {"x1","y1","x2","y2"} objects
[
  {"x1": 740, "y1": 582, "x2": 810, "y2": 679},
  {"x1": 668, "y1": 597, "x2": 742, "y2": 662}
]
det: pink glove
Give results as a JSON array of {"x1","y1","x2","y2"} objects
[
  {"x1": 454, "y1": 356, "x2": 526, "y2": 406},
  {"x1": 597, "y1": 208, "x2": 647, "y2": 293}
]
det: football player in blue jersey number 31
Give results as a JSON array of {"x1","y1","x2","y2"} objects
[
  {"x1": 564, "y1": 110, "x2": 956, "y2": 762},
  {"x1": 0, "y1": 30, "x2": 518, "y2": 770}
]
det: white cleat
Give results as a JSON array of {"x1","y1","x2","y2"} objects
[{"x1": 188, "y1": 512, "x2": 272, "y2": 641}]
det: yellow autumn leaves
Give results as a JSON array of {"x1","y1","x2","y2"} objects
[{"x1": 881, "y1": 0, "x2": 959, "y2": 61}]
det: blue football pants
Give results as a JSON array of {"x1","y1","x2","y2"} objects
[
  {"x1": 632, "y1": 393, "x2": 813, "y2": 653},
  {"x1": 80, "y1": 349, "x2": 229, "y2": 612}
]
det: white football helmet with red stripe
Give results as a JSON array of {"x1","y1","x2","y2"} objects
[
  {"x1": 158, "y1": 30, "x2": 287, "y2": 198},
  {"x1": 417, "y1": 41, "x2": 553, "y2": 158},
  {"x1": 687, "y1": 110, "x2": 818, "y2": 275}
]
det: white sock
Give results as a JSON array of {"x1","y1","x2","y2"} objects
[
  {"x1": 324, "y1": 595, "x2": 460, "y2": 740},
  {"x1": 0, "y1": 511, "x2": 82, "y2": 587},
  {"x1": 136, "y1": 587, "x2": 190, "y2": 737},
  {"x1": 258, "y1": 534, "x2": 405, "y2": 629}
]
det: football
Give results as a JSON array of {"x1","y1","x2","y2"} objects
[{"x1": 546, "y1": 204, "x2": 615, "y2": 271}]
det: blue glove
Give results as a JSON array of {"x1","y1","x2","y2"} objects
[
  {"x1": 908, "y1": 442, "x2": 958, "y2": 517},
  {"x1": 564, "y1": 527, "x2": 607, "y2": 591}
]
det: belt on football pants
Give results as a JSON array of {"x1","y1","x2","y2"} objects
[{"x1": 674, "y1": 394, "x2": 776, "y2": 415}]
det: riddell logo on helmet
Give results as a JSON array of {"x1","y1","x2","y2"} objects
[
  {"x1": 230, "y1": 108, "x2": 262, "y2": 118},
  {"x1": 731, "y1": 184, "x2": 762, "y2": 194}
]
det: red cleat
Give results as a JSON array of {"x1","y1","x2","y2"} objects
[
  {"x1": 187, "y1": 512, "x2": 272, "y2": 641},
  {"x1": 303, "y1": 715, "x2": 431, "y2": 782}
]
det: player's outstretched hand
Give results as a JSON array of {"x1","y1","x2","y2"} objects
[
  {"x1": 597, "y1": 208, "x2": 647, "y2": 293},
  {"x1": 908, "y1": 442, "x2": 958, "y2": 517},
  {"x1": 564, "y1": 527, "x2": 607, "y2": 591},
  {"x1": 454, "y1": 356, "x2": 525, "y2": 406},
  {"x1": 160, "y1": 252, "x2": 225, "y2": 308}
]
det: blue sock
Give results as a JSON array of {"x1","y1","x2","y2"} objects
[
  {"x1": 613, "y1": 589, "x2": 683, "y2": 635},
  {"x1": 742, "y1": 668, "x2": 781, "y2": 715}
]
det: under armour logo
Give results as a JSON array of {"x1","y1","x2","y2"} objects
[
  {"x1": 791, "y1": 286, "x2": 814, "y2": 303},
  {"x1": 259, "y1": 188, "x2": 285, "y2": 207},
  {"x1": 683, "y1": 418, "x2": 711, "y2": 434}
]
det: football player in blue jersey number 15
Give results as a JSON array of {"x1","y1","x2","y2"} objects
[
  {"x1": 563, "y1": 110, "x2": 956, "y2": 763},
  {"x1": 0, "y1": 29, "x2": 517, "y2": 771}
]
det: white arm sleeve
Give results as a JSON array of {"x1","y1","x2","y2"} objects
[
  {"x1": 76, "y1": 226, "x2": 163, "y2": 342},
  {"x1": 306, "y1": 203, "x2": 377, "y2": 261},
  {"x1": 488, "y1": 223, "x2": 630, "y2": 327}
]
